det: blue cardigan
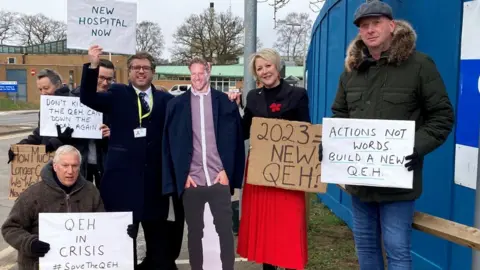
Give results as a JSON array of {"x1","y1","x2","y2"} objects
[{"x1": 162, "y1": 89, "x2": 245, "y2": 196}]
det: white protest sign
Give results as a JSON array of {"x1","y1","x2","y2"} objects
[
  {"x1": 321, "y1": 118, "x2": 415, "y2": 189},
  {"x1": 40, "y1": 95, "x2": 103, "y2": 139},
  {"x1": 39, "y1": 212, "x2": 134, "y2": 270},
  {"x1": 67, "y1": 0, "x2": 137, "y2": 55}
]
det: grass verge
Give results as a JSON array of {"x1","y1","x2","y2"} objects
[
  {"x1": 307, "y1": 195, "x2": 358, "y2": 269},
  {"x1": 0, "y1": 97, "x2": 39, "y2": 111}
]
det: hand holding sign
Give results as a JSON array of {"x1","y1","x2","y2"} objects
[
  {"x1": 227, "y1": 92, "x2": 241, "y2": 105},
  {"x1": 318, "y1": 142, "x2": 323, "y2": 162},
  {"x1": 404, "y1": 148, "x2": 419, "y2": 171},
  {"x1": 7, "y1": 149, "x2": 14, "y2": 164},
  {"x1": 100, "y1": 124, "x2": 110, "y2": 138},
  {"x1": 31, "y1": 240, "x2": 51, "y2": 257},
  {"x1": 56, "y1": 125, "x2": 74, "y2": 144},
  {"x1": 88, "y1": 45, "x2": 103, "y2": 69}
]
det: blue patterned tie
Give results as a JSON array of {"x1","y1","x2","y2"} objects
[{"x1": 138, "y1": 92, "x2": 150, "y2": 115}]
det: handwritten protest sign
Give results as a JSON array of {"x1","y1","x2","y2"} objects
[
  {"x1": 321, "y1": 118, "x2": 415, "y2": 189},
  {"x1": 40, "y1": 95, "x2": 103, "y2": 139},
  {"x1": 67, "y1": 0, "x2": 137, "y2": 54},
  {"x1": 9, "y1": 144, "x2": 54, "y2": 200},
  {"x1": 39, "y1": 212, "x2": 134, "y2": 270},
  {"x1": 247, "y1": 117, "x2": 326, "y2": 193}
]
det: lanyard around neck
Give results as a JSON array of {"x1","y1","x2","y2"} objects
[{"x1": 137, "y1": 93, "x2": 153, "y2": 127}]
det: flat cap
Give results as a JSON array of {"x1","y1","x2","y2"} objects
[{"x1": 353, "y1": 0, "x2": 393, "y2": 26}]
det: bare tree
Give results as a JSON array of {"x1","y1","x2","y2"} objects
[
  {"x1": 136, "y1": 21, "x2": 165, "y2": 60},
  {"x1": 257, "y1": 37, "x2": 263, "y2": 50},
  {"x1": 156, "y1": 58, "x2": 170, "y2": 65},
  {"x1": 274, "y1": 12, "x2": 312, "y2": 65},
  {"x1": 309, "y1": 0, "x2": 326, "y2": 12},
  {"x1": 50, "y1": 20, "x2": 67, "y2": 41},
  {"x1": 259, "y1": 0, "x2": 291, "y2": 28},
  {"x1": 14, "y1": 13, "x2": 66, "y2": 46},
  {"x1": 171, "y1": 9, "x2": 244, "y2": 64},
  {"x1": 0, "y1": 11, "x2": 17, "y2": 44}
]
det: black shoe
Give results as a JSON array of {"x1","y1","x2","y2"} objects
[
  {"x1": 263, "y1": 264, "x2": 277, "y2": 270},
  {"x1": 135, "y1": 258, "x2": 148, "y2": 270}
]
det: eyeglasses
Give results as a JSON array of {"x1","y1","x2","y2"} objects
[
  {"x1": 98, "y1": 76, "x2": 113, "y2": 83},
  {"x1": 130, "y1": 65, "x2": 152, "y2": 72}
]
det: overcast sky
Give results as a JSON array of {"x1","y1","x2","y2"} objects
[{"x1": 2, "y1": 0, "x2": 324, "y2": 59}]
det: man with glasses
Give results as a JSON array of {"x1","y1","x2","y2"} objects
[
  {"x1": 80, "y1": 45, "x2": 181, "y2": 270},
  {"x1": 71, "y1": 59, "x2": 114, "y2": 189}
]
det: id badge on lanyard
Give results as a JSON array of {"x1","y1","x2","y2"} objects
[{"x1": 134, "y1": 94, "x2": 152, "y2": 138}]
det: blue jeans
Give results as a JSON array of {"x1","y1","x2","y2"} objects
[{"x1": 351, "y1": 196, "x2": 415, "y2": 270}]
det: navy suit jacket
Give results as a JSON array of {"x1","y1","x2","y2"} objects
[
  {"x1": 162, "y1": 89, "x2": 245, "y2": 197},
  {"x1": 79, "y1": 63, "x2": 174, "y2": 221}
]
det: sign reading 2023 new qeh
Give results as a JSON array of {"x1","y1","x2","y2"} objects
[{"x1": 67, "y1": 0, "x2": 137, "y2": 55}]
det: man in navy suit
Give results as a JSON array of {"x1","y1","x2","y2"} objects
[
  {"x1": 162, "y1": 58, "x2": 245, "y2": 270},
  {"x1": 80, "y1": 45, "x2": 182, "y2": 270}
]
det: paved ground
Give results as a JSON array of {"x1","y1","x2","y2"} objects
[
  {"x1": 0, "y1": 133, "x2": 29, "y2": 250},
  {"x1": 0, "y1": 111, "x2": 38, "y2": 127},
  {"x1": 0, "y1": 127, "x2": 260, "y2": 269}
]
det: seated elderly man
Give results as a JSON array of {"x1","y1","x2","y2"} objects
[{"x1": 1, "y1": 145, "x2": 104, "y2": 270}]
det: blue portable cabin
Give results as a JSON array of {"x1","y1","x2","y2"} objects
[{"x1": 306, "y1": 0, "x2": 477, "y2": 269}]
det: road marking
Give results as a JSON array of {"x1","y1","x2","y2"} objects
[
  {"x1": 0, "y1": 263, "x2": 15, "y2": 270},
  {"x1": 0, "y1": 246, "x2": 15, "y2": 269},
  {"x1": 0, "y1": 246, "x2": 14, "y2": 259},
  {"x1": 0, "y1": 110, "x2": 39, "y2": 116},
  {"x1": 0, "y1": 132, "x2": 32, "y2": 141}
]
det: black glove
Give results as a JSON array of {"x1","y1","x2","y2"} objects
[
  {"x1": 56, "y1": 125, "x2": 74, "y2": 143},
  {"x1": 7, "y1": 149, "x2": 15, "y2": 164},
  {"x1": 31, "y1": 239, "x2": 50, "y2": 257},
  {"x1": 45, "y1": 142, "x2": 55, "y2": 153},
  {"x1": 127, "y1": 223, "x2": 139, "y2": 239},
  {"x1": 405, "y1": 148, "x2": 419, "y2": 171},
  {"x1": 318, "y1": 142, "x2": 323, "y2": 162}
]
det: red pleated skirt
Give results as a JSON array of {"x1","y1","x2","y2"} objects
[{"x1": 237, "y1": 160, "x2": 308, "y2": 269}]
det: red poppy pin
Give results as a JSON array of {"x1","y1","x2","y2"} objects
[{"x1": 270, "y1": 103, "x2": 282, "y2": 112}]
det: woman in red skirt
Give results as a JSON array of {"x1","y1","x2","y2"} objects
[{"x1": 229, "y1": 48, "x2": 310, "y2": 270}]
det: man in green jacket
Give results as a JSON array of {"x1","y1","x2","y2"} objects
[
  {"x1": 1, "y1": 145, "x2": 105, "y2": 270},
  {"x1": 318, "y1": 1, "x2": 454, "y2": 269}
]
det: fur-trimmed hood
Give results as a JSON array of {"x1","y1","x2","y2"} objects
[{"x1": 345, "y1": 20, "x2": 417, "y2": 72}]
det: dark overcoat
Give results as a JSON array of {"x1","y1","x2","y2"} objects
[{"x1": 80, "y1": 63, "x2": 174, "y2": 221}]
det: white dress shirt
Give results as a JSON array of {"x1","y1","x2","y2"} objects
[{"x1": 133, "y1": 86, "x2": 153, "y2": 108}]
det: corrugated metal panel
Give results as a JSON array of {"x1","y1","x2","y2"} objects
[{"x1": 306, "y1": 0, "x2": 466, "y2": 269}]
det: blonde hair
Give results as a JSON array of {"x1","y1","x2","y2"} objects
[
  {"x1": 248, "y1": 48, "x2": 282, "y2": 80},
  {"x1": 188, "y1": 57, "x2": 211, "y2": 74}
]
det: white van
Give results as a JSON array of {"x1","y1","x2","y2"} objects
[{"x1": 169, "y1": 84, "x2": 191, "y2": 96}]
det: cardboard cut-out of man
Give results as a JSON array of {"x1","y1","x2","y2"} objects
[{"x1": 162, "y1": 58, "x2": 245, "y2": 270}]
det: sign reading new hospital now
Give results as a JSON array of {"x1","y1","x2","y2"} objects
[{"x1": 67, "y1": 0, "x2": 137, "y2": 55}]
